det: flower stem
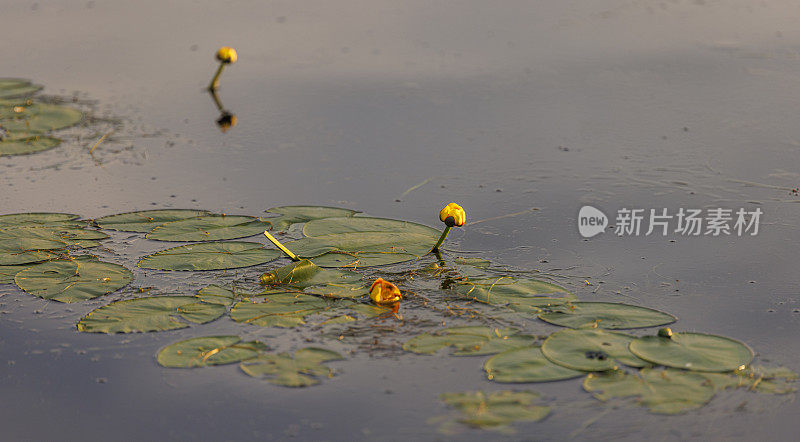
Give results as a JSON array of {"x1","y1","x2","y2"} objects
[
  {"x1": 430, "y1": 226, "x2": 451, "y2": 253},
  {"x1": 263, "y1": 230, "x2": 300, "y2": 261},
  {"x1": 208, "y1": 63, "x2": 225, "y2": 91}
]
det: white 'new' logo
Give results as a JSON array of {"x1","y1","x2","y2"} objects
[{"x1": 578, "y1": 206, "x2": 608, "y2": 238}]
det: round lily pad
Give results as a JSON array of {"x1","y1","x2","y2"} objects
[
  {"x1": 94, "y1": 209, "x2": 210, "y2": 233},
  {"x1": 157, "y1": 335, "x2": 267, "y2": 368},
  {"x1": 138, "y1": 241, "x2": 281, "y2": 271},
  {"x1": 484, "y1": 347, "x2": 585, "y2": 383},
  {"x1": 146, "y1": 215, "x2": 270, "y2": 241},
  {"x1": 0, "y1": 250, "x2": 57, "y2": 266},
  {"x1": 0, "y1": 212, "x2": 80, "y2": 228},
  {"x1": 455, "y1": 277, "x2": 576, "y2": 314},
  {"x1": 77, "y1": 296, "x2": 226, "y2": 333},
  {"x1": 14, "y1": 258, "x2": 132, "y2": 303},
  {"x1": 583, "y1": 368, "x2": 716, "y2": 414},
  {"x1": 285, "y1": 231, "x2": 435, "y2": 268},
  {"x1": 629, "y1": 332, "x2": 754, "y2": 372},
  {"x1": 231, "y1": 293, "x2": 330, "y2": 328},
  {"x1": 541, "y1": 329, "x2": 649, "y2": 371},
  {"x1": 240, "y1": 347, "x2": 344, "y2": 387},
  {"x1": 0, "y1": 99, "x2": 83, "y2": 135},
  {"x1": 0, "y1": 135, "x2": 61, "y2": 156},
  {"x1": 538, "y1": 302, "x2": 676, "y2": 329},
  {"x1": 0, "y1": 79, "x2": 43, "y2": 98},
  {"x1": 439, "y1": 390, "x2": 551, "y2": 429},
  {"x1": 264, "y1": 206, "x2": 359, "y2": 231},
  {"x1": 302, "y1": 216, "x2": 440, "y2": 238}
]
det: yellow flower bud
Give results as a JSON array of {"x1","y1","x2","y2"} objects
[
  {"x1": 439, "y1": 203, "x2": 466, "y2": 227},
  {"x1": 369, "y1": 278, "x2": 402, "y2": 305},
  {"x1": 216, "y1": 46, "x2": 238, "y2": 64}
]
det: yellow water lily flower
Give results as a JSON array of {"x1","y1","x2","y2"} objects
[
  {"x1": 369, "y1": 278, "x2": 402, "y2": 305},
  {"x1": 216, "y1": 46, "x2": 238, "y2": 64},
  {"x1": 439, "y1": 203, "x2": 466, "y2": 227}
]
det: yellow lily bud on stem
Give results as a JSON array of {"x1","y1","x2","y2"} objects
[
  {"x1": 431, "y1": 203, "x2": 466, "y2": 252},
  {"x1": 369, "y1": 278, "x2": 402, "y2": 305},
  {"x1": 208, "y1": 46, "x2": 237, "y2": 91}
]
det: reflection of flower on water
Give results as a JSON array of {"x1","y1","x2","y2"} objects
[{"x1": 208, "y1": 88, "x2": 237, "y2": 134}]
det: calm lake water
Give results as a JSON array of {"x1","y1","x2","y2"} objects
[{"x1": 2, "y1": 1, "x2": 800, "y2": 440}]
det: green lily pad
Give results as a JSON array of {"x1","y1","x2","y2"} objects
[
  {"x1": 240, "y1": 347, "x2": 344, "y2": 387},
  {"x1": 138, "y1": 241, "x2": 281, "y2": 271},
  {"x1": 455, "y1": 277, "x2": 576, "y2": 314},
  {"x1": 286, "y1": 231, "x2": 435, "y2": 268},
  {"x1": 700, "y1": 366, "x2": 798, "y2": 395},
  {"x1": 260, "y1": 259, "x2": 361, "y2": 288},
  {"x1": 0, "y1": 264, "x2": 37, "y2": 284},
  {"x1": 197, "y1": 285, "x2": 239, "y2": 306},
  {"x1": 583, "y1": 368, "x2": 716, "y2": 414},
  {"x1": 146, "y1": 215, "x2": 270, "y2": 242},
  {"x1": 230, "y1": 292, "x2": 330, "y2": 327},
  {"x1": 541, "y1": 329, "x2": 649, "y2": 371},
  {"x1": 302, "y1": 216, "x2": 440, "y2": 238},
  {"x1": 629, "y1": 332, "x2": 754, "y2": 372},
  {"x1": 14, "y1": 257, "x2": 132, "y2": 303},
  {"x1": 0, "y1": 99, "x2": 83, "y2": 135},
  {"x1": 403, "y1": 326, "x2": 535, "y2": 356},
  {"x1": 304, "y1": 281, "x2": 369, "y2": 299},
  {"x1": 0, "y1": 226, "x2": 107, "y2": 251},
  {"x1": 439, "y1": 390, "x2": 551, "y2": 429},
  {"x1": 157, "y1": 335, "x2": 267, "y2": 368},
  {"x1": 538, "y1": 302, "x2": 676, "y2": 329},
  {"x1": 264, "y1": 206, "x2": 359, "y2": 231},
  {"x1": 94, "y1": 209, "x2": 210, "y2": 232},
  {"x1": 0, "y1": 249, "x2": 57, "y2": 266},
  {"x1": 0, "y1": 212, "x2": 80, "y2": 228},
  {"x1": 484, "y1": 347, "x2": 585, "y2": 383},
  {"x1": 0, "y1": 135, "x2": 61, "y2": 156},
  {"x1": 0, "y1": 79, "x2": 43, "y2": 98},
  {"x1": 76, "y1": 296, "x2": 226, "y2": 333}
]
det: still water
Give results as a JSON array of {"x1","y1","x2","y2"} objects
[{"x1": 2, "y1": 1, "x2": 799, "y2": 440}]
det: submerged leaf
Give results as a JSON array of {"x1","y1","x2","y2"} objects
[
  {"x1": 77, "y1": 296, "x2": 226, "y2": 333},
  {"x1": 146, "y1": 214, "x2": 270, "y2": 241},
  {"x1": 138, "y1": 241, "x2": 281, "y2": 271},
  {"x1": 240, "y1": 347, "x2": 344, "y2": 387},
  {"x1": 403, "y1": 326, "x2": 535, "y2": 356},
  {"x1": 157, "y1": 335, "x2": 267, "y2": 368},
  {"x1": 484, "y1": 347, "x2": 585, "y2": 383},
  {"x1": 538, "y1": 302, "x2": 676, "y2": 329},
  {"x1": 14, "y1": 258, "x2": 132, "y2": 303},
  {"x1": 94, "y1": 209, "x2": 210, "y2": 233},
  {"x1": 439, "y1": 390, "x2": 551, "y2": 429},
  {"x1": 629, "y1": 332, "x2": 754, "y2": 372},
  {"x1": 541, "y1": 329, "x2": 649, "y2": 371},
  {"x1": 583, "y1": 368, "x2": 716, "y2": 414}
]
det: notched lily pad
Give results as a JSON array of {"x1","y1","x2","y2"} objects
[
  {"x1": 94, "y1": 209, "x2": 210, "y2": 233},
  {"x1": 138, "y1": 241, "x2": 281, "y2": 271},
  {"x1": 77, "y1": 296, "x2": 226, "y2": 333},
  {"x1": 157, "y1": 335, "x2": 267, "y2": 368},
  {"x1": 438, "y1": 390, "x2": 551, "y2": 430},
  {"x1": 629, "y1": 332, "x2": 754, "y2": 372},
  {"x1": 583, "y1": 368, "x2": 716, "y2": 414},
  {"x1": 240, "y1": 347, "x2": 344, "y2": 387},
  {"x1": 14, "y1": 257, "x2": 132, "y2": 303},
  {"x1": 146, "y1": 214, "x2": 270, "y2": 242},
  {"x1": 538, "y1": 302, "x2": 676, "y2": 329},
  {"x1": 455, "y1": 277, "x2": 576, "y2": 314},
  {"x1": 403, "y1": 326, "x2": 535, "y2": 356},
  {"x1": 484, "y1": 347, "x2": 585, "y2": 383},
  {"x1": 541, "y1": 329, "x2": 649, "y2": 372},
  {"x1": 230, "y1": 292, "x2": 331, "y2": 327}
]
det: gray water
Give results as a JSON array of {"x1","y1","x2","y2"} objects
[{"x1": 2, "y1": 1, "x2": 800, "y2": 440}]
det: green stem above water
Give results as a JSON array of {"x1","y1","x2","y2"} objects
[
  {"x1": 208, "y1": 63, "x2": 226, "y2": 91},
  {"x1": 431, "y1": 225, "x2": 451, "y2": 253}
]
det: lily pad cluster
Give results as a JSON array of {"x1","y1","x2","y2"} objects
[{"x1": 0, "y1": 79, "x2": 83, "y2": 156}]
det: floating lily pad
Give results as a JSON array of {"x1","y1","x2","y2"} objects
[
  {"x1": 629, "y1": 332, "x2": 754, "y2": 372},
  {"x1": 77, "y1": 296, "x2": 226, "y2": 333},
  {"x1": 264, "y1": 206, "x2": 359, "y2": 231},
  {"x1": 261, "y1": 259, "x2": 360, "y2": 288},
  {"x1": 146, "y1": 215, "x2": 270, "y2": 242},
  {"x1": 138, "y1": 241, "x2": 281, "y2": 271},
  {"x1": 157, "y1": 335, "x2": 267, "y2": 368},
  {"x1": 583, "y1": 368, "x2": 716, "y2": 414},
  {"x1": 302, "y1": 216, "x2": 440, "y2": 238},
  {"x1": 541, "y1": 329, "x2": 649, "y2": 371},
  {"x1": 0, "y1": 249, "x2": 57, "y2": 266},
  {"x1": 0, "y1": 212, "x2": 80, "y2": 228},
  {"x1": 438, "y1": 390, "x2": 551, "y2": 429},
  {"x1": 0, "y1": 99, "x2": 83, "y2": 135},
  {"x1": 230, "y1": 292, "x2": 330, "y2": 327},
  {"x1": 0, "y1": 135, "x2": 61, "y2": 156},
  {"x1": 700, "y1": 366, "x2": 798, "y2": 395},
  {"x1": 455, "y1": 277, "x2": 576, "y2": 314},
  {"x1": 0, "y1": 264, "x2": 37, "y2": 284},
  {"x1": 14, "y1": 257, "x2": 132, "y2": 303},
  {"x1": 240, "y1": 347, "x2": 344, "y2": 387},
  {"x1": 0, "y1": 79, "x2": 43, "y2": 98},
  {"x1": 286, "y1": 231, "x2": 435, "y2": 268},
  {"x1": 0, "y1": 226, "x2": 107, "y2": 253},
  {"x1": 538, "y1": 302, "x2": 676, "y2": 329},
  {"x1": 94, "y1": 209, "x2": 210, "y2": 233},
  {"x1": 197, "y1": 285, "x2": 240, "y2": 306},
  {"x1": 304, "y1": 281, "x2": 369, "y2": 299},
  {"x1": 484, "y1": 347, "x2": 585, "y2": 383},
  {"x1": 404, "y1": 326, "x2": 535, "y2": 356}
]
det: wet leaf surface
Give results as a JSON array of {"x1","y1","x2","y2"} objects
[
  {"x1": 14, "y1": 257, "x2": 132, "y2": 303},
  {"x1": 146, "y1": 214, "x2": 270, "y2": 241},
  {"x1": 230, "y1": 292, "x2": 330, "y2": 327},
  {"x1": 541, "y1": 329, "x2": 649, "y2": 371},
  {"x1": 629, "y1": 332, "x2": 754, "y2": 372},
  {"x1": 403, "y1": 326, "x2": 535, "y2": 356},
  {"x1": 77, "y1": 296, "x2": 226, "y2": 333},
  {"x1": 138, "y1": 241, "x2": 281, "y2": 271},
  {"x1": 0, "y1": 98, "x2": 83, "y2": 135},
  {"x1": 95, "y1": 209, "x2": 210, "y2": 233},
  {"x1": 240, "y1": 347, "x2": 344, "y2": 387},
  {"x1": 0, "y1": 135, "x2": 61, "y2": 156},
  {"x1": 538, "y1": 302, "x2": 676, "y2": 329},
  {"x1": 454, "y1": 277, "x2": 576, "y2": 314},
  {"x1": 157, "y1": 335, "x2": 267, "y2": 368},
  {"x1": 264, "y1": 206, "x2": 359, "y2": 231},
  {"x1": 484, "y1": 347, "x2": 585, "y2": 383}
]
